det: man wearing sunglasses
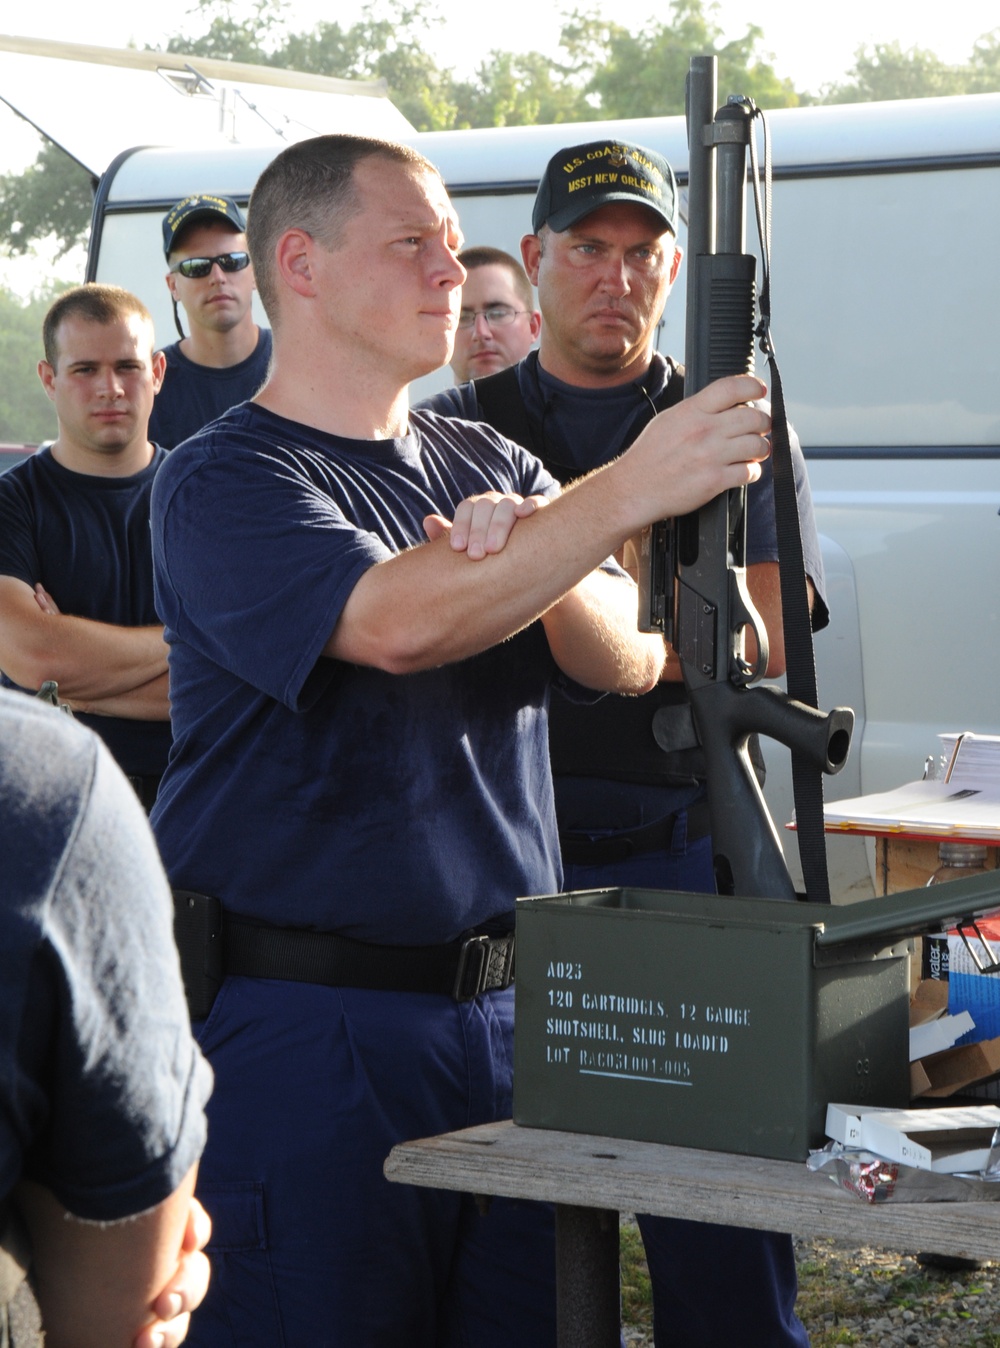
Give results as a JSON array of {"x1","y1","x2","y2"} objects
[
  {"x1": 149, "y1": 195, "x2": 272, "y2": 450},
  {"x1": 449, "y1": 246, "x2": 540, "y2": 384}
]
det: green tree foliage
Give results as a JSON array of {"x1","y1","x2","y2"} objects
[
  {"x1": 163, "y1": 0, "x2": 289, "y2": 64},
  {"x1": 0, "y1": 137, "x2": 94, "y2": 259},
  {"x1": 273, "y1": 2, "x2": 460, "y2": 130},
  {"x1": 968, "y1": 31, "x2": 1000, "y2": 91},
  {"x1": 561, "y1": 0, "x2": 800, "y2": 118},
  {"x1": 163, "y1": 0, "x2": 803, "y2": 133},
  {"x1": 170, "y1": 0, "x2": 461, "y2": 129},
  {"x1": 451, "y1": 50, "x2": 591, "y2": 128},
  {"x1": 0, "y1": 285, "x2": 66, "y2": 443},
  {"x1": 820, "y1": 32, "x2": 1000, "y2": 103}
]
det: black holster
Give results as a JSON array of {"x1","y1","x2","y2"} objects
[{"x1": 173, "y1": 890, "x2": 224, "y2": 1020}]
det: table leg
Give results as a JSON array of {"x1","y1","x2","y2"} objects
[{"x1": 555, "y1": 1203, "x2": 620, "y2": 1348}]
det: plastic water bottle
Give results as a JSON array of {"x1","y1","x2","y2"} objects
[{"x1": 926, "y1": 841, "x2": 989, "y2": 886}]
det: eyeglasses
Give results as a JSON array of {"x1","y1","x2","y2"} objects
[
  {"x1": 169, "y1": 251, "x2": 251, "y2": 279},
  {"x1": 457, "y1": 304, "x2": 529, "y2": 330}
]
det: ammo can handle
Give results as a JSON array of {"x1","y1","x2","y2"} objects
[{"x1": 813, "y1": 869, "x2": 1000, "y2": 949}]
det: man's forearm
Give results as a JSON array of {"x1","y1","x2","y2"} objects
[
  {"x1": 13, "y1": 618, "x2": 169, "y2": 702},
  {"x1": 69, "y1": 671, "x2": 171, "y2": 721},
  {"x1": 323, "y1": 375, "x2": 770, "y2": 676},
  {"x1": 325, "y1": 459, "x2": 639, "y2": 675},
  {"x1": 541, "y1": 569, "x2": 665, "y2": 692},
  {"x1": 0, "y1": 578, "x2": 169, "y2": 699},
  {"x1": 15, "y1": 1165, "x2": 198, "y2": 1348}
]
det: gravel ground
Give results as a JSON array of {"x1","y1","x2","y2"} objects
[
  {"x1": 619, "y1": 1222, "x2": 1000, "y2": 1346},
  {"x1": 792, "y1": 1237, "x2": 1000, "y2": 1348}
]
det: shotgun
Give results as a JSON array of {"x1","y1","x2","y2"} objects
[{"x1": 637, "y1": 54, "x2": 853, "y2": 901}]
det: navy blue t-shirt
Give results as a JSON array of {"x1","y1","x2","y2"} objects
[
  {"x1": 151, "y1": 402, "x2": 567, "y2": 944},
  {"x1": 0, "y1": 447, "x2": 172, "y2": 776},
  {"x1": 422, "y1": 351, "x2": 828, "y2": 623},
  {"x1": 148, "y1": 327, "x2": 273, "y2": 450},
  {"x1": 0, "y1": 690, "x2": 211, "y2": 1221},
  {"x1": 421, "y1": 351, "x2": 829, "y2": 820}
]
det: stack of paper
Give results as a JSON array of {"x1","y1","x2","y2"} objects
[
  {"x1": 821, "y1": 780, "x2": 1000, "y2": 840},
  {"x1": 820, "y1": 730, "x2": 1000, "y2": 839},
  {"x1": 941, "y1": 733, "x2": 1000, "y2": 790}
]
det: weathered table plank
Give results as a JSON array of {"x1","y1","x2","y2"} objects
[{"x1": 385, "y1": 1119, "x2": 1000, "y2": 1261}]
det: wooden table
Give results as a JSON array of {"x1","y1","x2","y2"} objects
[
  {"x1": 385, "y1": 1118, "x2": 1000, "y2": 1348},
  {"x1": 847, "y1": 833, "x2": 1000, "y2": 994}
]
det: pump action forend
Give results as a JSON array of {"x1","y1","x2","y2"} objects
[{"x1": 637, "y1": 54, "x2": 853, "y2": 902}]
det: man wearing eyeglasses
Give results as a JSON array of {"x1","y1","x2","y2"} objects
[
  {"x1": 450, "y1": 247, "x2": 540, "y2": 384},
  {"x1": 149, "y1": 195, "x2": 272, "y2": 450}
]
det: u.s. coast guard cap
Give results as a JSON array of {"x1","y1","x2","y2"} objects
[
  {"x1": 162, "y1": 194, "x2": 246, "y2": 257},
  {"x1": 532, "y1": 140, "x2": 678, "y2": 235}
]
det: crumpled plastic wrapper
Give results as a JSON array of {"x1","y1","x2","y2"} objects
[{"x1": 807, "y1": 1135, "x2": 1000, "y2": 1204}]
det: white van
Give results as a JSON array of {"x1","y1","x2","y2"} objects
[{"x1": 86, "y1": 93, "x2": 1000, "y2": 899}]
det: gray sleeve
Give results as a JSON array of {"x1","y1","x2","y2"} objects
[{"x1": 24, "y1": 726, "x2": 212, "y2": 1221}]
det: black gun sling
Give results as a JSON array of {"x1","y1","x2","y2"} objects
[
  {"x1": 471, "y1": 363, "x2": 764, "y2": 826},
  {"x1": 173, "y1": 891, "x2": 515, "y2": 1020}
]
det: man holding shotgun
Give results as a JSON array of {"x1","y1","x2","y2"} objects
[{"x1": 422, "y1": 135, "x2": 827, "y2": 1347}]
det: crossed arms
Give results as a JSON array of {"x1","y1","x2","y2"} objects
[
  {"x1": 324, "y1": 375, "x2": 772, "y2": 691},
  {"x1": 0, "y1": 578, "x2": 169, "y2": 718}
]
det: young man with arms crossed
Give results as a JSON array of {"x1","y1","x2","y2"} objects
[
  {"x1": 0, "y1": 285, "x2": 172, "y2": 808},
  {"x1": 149, "y1": 133, "x2": 772, "y2": 1346}
]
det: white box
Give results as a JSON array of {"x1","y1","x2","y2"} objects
[
  {"x1": 910, "y1": 1011, "x2": 976, "y2": 1062},
  {"x1": 860, "y1": 1105, "x2": 1000, "y2": 1173},
  {"x1": 825, "y1": 1102, "x2": 899, "y2": 1147}
]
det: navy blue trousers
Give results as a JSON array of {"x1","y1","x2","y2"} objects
[
  {"x1": 563, "y1": 811, "x2": 810, "y2": 1348},
  {"x1": 187, "y1": 978, "x2": 557, "y2": 1347}
]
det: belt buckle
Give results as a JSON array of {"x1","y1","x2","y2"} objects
[{"x1": 452, "y1": 932, "x2": 515, "y2": 1001}]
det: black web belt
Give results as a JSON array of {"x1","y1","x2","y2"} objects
[
  {"x1": 559, "y1": 801, "x2": 711, "y2": 867},
  {"x1": 173, "y1": 890, "x2": 515, "y2": 1020}
]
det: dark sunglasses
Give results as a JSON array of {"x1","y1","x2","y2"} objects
[{"x1": 169, "y1": 251, "x2": 251, "y2": 279}]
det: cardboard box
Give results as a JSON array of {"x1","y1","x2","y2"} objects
[
  {"x1": 513, "y1": 873, "x2": 1000, "y2": 1161},
  {"x1": 914, "y1": 1036, "x2": 1000, "y2": 1098},
  {"x1": 910, "y1": 978, "x2": 949, "y2": 1024}
]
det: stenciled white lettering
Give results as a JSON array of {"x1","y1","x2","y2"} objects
[
  {"x1": 674, "y1": 1031, "x2": 729, "y2": 1053},
  {"x1": 546, "y1": 1017, "x2": 622, "y2": 1041},
  {"x1": 580, "y1": 992, "x2": 666, "y2": 1017},
  {"x1": 704, "y1": 1006, "x2": 750, "y2": 1027},
  {"x1": 546, "y1": 961, "x2": 583, "y2": 980}
]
